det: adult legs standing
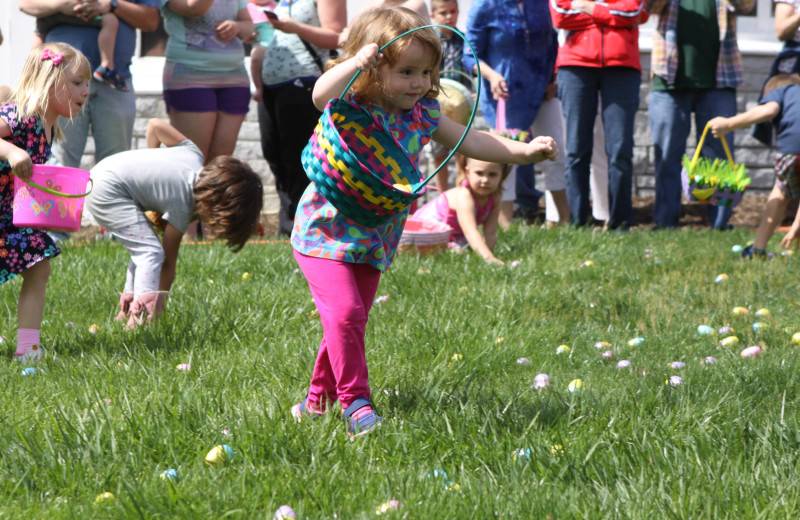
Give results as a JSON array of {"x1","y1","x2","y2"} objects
[
  {"x1": 649, "y1": 90, "x2": 693, "y2": 228},
  {"x1": 559, "y1": 66, "x2": 599, "y2": 226},
  {"x1": 532, "y1": 97, "x2": 570, "y2": 225},
  {"x1": 259, "y1": 80, "x2": 320, "y2": 236},
  {"x1": 599, "y1": 67, "x2": 640, "y2": 229}
]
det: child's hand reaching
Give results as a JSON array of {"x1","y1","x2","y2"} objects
[
  {"x1": 526, "y1": 136, "x2": 558, "y2": 163},
  {"x1": 8, "y1": 147, "x2": 33, "y2": 181},
  {"x1": 355, "y1": 43, "x2": 382, "y2": 71},
  {"x1": 781, "y1": 223, "x2": 800, "y2": 251},
  {"x1": 116, "y1": 292, "x2": 134, "y2": 322}
]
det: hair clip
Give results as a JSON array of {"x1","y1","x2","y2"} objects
[{"x1": 41, "y1": 48, "x2": 64, "y2": 66}]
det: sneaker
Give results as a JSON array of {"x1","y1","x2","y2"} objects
[
  {"x1": 291, "y1": 396, "x2": 325, "y2": 421},
  {"x1": 343, "y1": 398, "x2": 383, "y2": 439},
  {"x1": 14, "y1": 344, "x2": 43, "y2": 362},
  {"x1": 741, "y1": 244, "x2": 767, "y2": 259},
  {"x1": 93, "y1": 65, "x2": 130, "y2": 92}
]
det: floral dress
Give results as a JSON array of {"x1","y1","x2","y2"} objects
[{"x1": 0, "y1": 103, "x2": 60, "y2": 284}]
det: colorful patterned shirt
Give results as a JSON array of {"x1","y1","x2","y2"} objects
[
  {"x1": 292, "y1": 95, "x2": 441, "y2": 272},
  {"x1": 645, "y1": 0, "x2": 755, "y2": 88}
]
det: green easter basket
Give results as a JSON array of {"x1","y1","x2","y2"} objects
[
  {"x1": 301, "y1": 24, "x2": 481, "y2": 228},
  {"x1": 681, "y1": 122, "x2": 750, "y2": 207}
]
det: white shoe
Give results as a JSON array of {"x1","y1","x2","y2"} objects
[{"x1": 14, "y1": 344, "x2": 43, "y2": 362}]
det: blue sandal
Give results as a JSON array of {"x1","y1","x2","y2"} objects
[
  {"x1": 291, "y1": 396, "x2": 325, "y2": 421},
  {"x1": 343, "y1": 398, "x2": 383, "y2": 439}
]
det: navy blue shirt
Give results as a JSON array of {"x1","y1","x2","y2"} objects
[
  {"x1": 762, "y1": 84, "x2": 800, "y2": 154},
  {"x1": 45, "y1": 0, "x2": 159, "y2": 79},
  {"x1": 463, "y1": 0, "x2": 558, "y2": 129}
]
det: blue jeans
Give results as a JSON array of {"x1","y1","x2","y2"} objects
[
  {"x1": 649, "y1": 88, "x2": 737, "y2": 229},
  {"x1": 53, "y1": 79, "x2": 135, "y2": 167},
  {"x1": 558, "y1": 66, "x2": 640, "y2": 229}
]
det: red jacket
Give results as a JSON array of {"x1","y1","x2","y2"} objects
[{"x1": 550, "y1": 0, "x2": 647, "y2": 70}]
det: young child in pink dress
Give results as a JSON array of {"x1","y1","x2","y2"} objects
[
  {"x1": 0, "y1": 43, "x2": 91, "y2": 362},
  {"x1": 410, "y1": 153, "x2": 510, "y2": 264}
]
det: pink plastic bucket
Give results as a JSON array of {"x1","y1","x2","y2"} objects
[{"x1": 12, "y1": 164, "x2": 92, "y2": 232}]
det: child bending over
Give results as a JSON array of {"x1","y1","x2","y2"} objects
[
  {"x1": 709, "y1": 73, "x2": 800, "y2": 257},
  {"x1": 410, "y1": 154, "x2": 510, "y2": 264},
  {"x1": 86, "y1": 118, "x2": 263, "y2": 329}
]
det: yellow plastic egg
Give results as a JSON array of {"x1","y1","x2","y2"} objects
[
  {"x1": 567, "y1": 379, "x2": 583, "y2": 392},
  {"x1": 731, "y1": 307, "x2": 750, "y2": 316},
  {"x1": 720, "y1": 336, "x2": 740, "y2": 347},
  {"x1": 93, "y1": 492, "x2": 116, "y2": 506},
  {"x1": 792, "y1": 332, "x2": 800, "y2": 345}
]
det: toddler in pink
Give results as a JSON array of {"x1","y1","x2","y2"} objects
[{"x1": 410, "y1": 154, "x2": 510, "y2": 264}]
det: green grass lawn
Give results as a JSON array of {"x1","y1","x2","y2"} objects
[{"x1": 2, "y1": 225, "x2": 799, "y2": 519}]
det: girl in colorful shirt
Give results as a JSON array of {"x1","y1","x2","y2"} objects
[
  {"x1": 410, "y1": 154, "x2": 510, "y2": 264},
  {"x1": 290, "y1": 6, "x2": 558, "y2": 438},
  {"x1": 0, "y1": 43, "x2": 91, "y2": 362}
]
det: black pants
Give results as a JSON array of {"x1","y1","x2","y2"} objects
[{"x1": 258, "y1": 79, "x2": 320, "y2": 235}]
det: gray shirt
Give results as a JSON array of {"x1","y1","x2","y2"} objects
[{"x1": 87, "y1": 140, "x2": 205, "y2": 233}]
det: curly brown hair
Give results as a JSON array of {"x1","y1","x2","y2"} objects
[{"x1": 193, "y1": 156, "x2": 264, "y2": 252}]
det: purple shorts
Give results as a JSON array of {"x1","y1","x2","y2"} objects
[{"x1": 163, "y1": 87, "x2": 251, "y2": 115}]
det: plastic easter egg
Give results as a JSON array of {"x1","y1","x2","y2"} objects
[
  {"x1": 556, "y1": 345, "x2": 570, "y2": 355},
  {"x1": 532, "y1": 373, "x2": 550, "y2": 390},
  {"x1": 628, "y1": 337, "x2": 645, "y2": 347},
  {"x1": 732, "y1": 307, "x2": 750, "y2": 316},
  {"x1": 273, "y1": 505, "x2": 297, "y2": 520},
  {"x1": 740, "y1": 346, "x2": 762, "y2": 358},
  {"x1": 731, "y1": 244, "x2": 743, "y2": 253},
  {"x1": 89, "y1": 324, "x2": 100, "y2": 334},
  {"x1": 567, "y1": 379, "x2": 583, "y2": 392},
  {"x1": 176, "y1": 363, "x2": 191, "y2": 371},
  {"x1": 594, "y1": 341, "x2": 612, "y2": 349},
  {"x1": 720, "y1": 336, "x2": 740, "y2": 347},
  {"x1": 513, "y1": 448, "x2": 531, "y2": 461},
  {"x1": 160, "y1": 469, "x2": 179, "y2": 481},
  {"x1": 601, "y1": 350, "x2": 614, "y2": 359},
  {"x1": 755, "y1": 308, "x2": 771, "y2": 318},
  {"x1": 516, "y1": 357, "x2": 531, "y2": 365},
  {"x1": 781, "y1": 249, "x2": 794, "y2": 256},
  {"x1": 94, "y1": 492, "x2": 116, "y2": 506},
  {"x1": 444, "y1": 481, "x2": 461, "y2": 491},
  {"x1": 580, "y1": 260, "x2": 595, "y2": 268},
  {"x1": 669, "y1": 361, "x2": 685, "y2": 369},
  {"x1": 550, "y1": 444, "x2": 564, "y2": 455},
  {"x1": 703, "y1": 356, "x2": 718, "y2": 365},
  {"x1": 428, "y1": 469, "x2": 448, "y2": 480},
  {"x1": 715, "y1": 274, "x2": 729, "y2": 283},
  {"x1": 697, "y1": 325, "x2": 714, "y2": 335},
  {"x1": 376, "y1": 500, "x2": 402, "y2": 515},
  {"x1": 792, "y1": 332, "x2": 800, "y2": 345},
  {"x1": 719, "y1": 326, "x2": 735, "y2": 336},
  {"x1": 616, "y1": 360, "x2": 631, "y2": 369},
  {"x1": 510, "y1": 260, "x2": 522, "y2": 268},
  {"x1": 667, "y1": 376, "x2": 683, "y2": 387},
  {"x1": 205, "y1": 444, "x2": 234, "y2": 466},
  {"x1": 753, "y1": 322, "x2": 768, "y2": 332},
  {"x1": 20, "y1": 367, "x2": 36, "y2": 376}
]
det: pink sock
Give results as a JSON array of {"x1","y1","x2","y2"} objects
[{"x1": 15, "y1": 328, "x2": 40, "y2": 356}]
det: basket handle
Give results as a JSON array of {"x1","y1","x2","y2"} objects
[
  {"x1": 336, "y1": 24, "x2": 481, "y2": 196},
  {"x1": 690, "y1": 122, "x2": 734, "y2": 172},
  {"x1": 13, "y1": 171, "x2": 93, "y2": 198}
]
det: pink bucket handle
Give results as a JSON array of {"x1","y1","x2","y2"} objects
[
  {"x1": 496, "y1": 97, "x2": 507, "y2": 133},
  {"x1": 13, "y1": 171, "x2": 93, "y2": 198}
]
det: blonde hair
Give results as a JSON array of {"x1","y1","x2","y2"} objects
[
  {"x1": 455, "y1": 153, "x2": 512, "y2": 190},
  {"x1": 331, "y1": 7, "x2": 442, "y2": 103},
  {"x1": 12, "y1": 43, "x2": 91, "y2": 142}
]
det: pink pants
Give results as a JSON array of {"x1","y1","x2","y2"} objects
[{"x1": 294, "y1": 250, "x2": 382, "y2": 410}]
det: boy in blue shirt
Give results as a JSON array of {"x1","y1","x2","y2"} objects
[{"x1": 709, "y1": 74, "x2": 800, "y2": 256}]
